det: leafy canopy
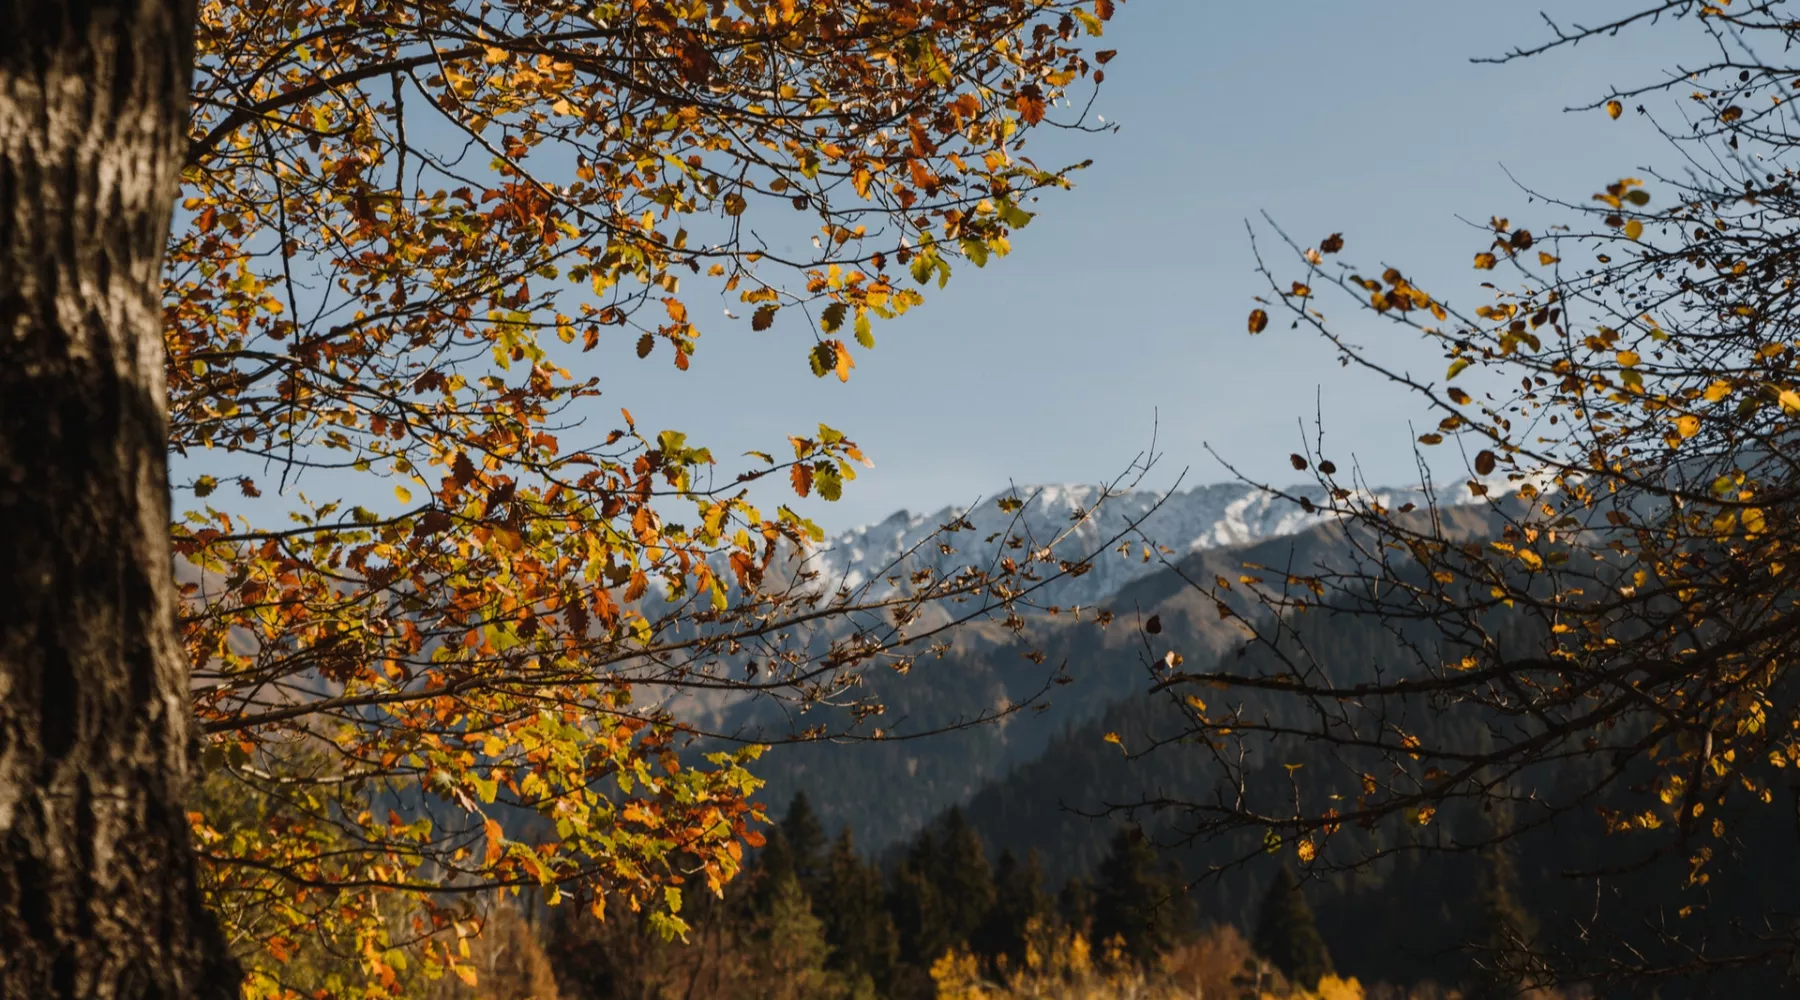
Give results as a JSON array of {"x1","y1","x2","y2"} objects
[
  {"x1": 1128, "y1": 2, "x2": 1800, "y2": 990},
  {"x1": 171, "y1": 0, "x2": 1122, "y2": 994}
]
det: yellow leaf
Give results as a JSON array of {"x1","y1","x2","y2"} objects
[
  {"x1": 1617, "y1": 350, "x2": 1640, "y2": 367},
  {"x1": 1781, "y1": 389, "x2": 1800, "y2": 413},
  {"x1": 1473, "y1": 252, "x2": 1497, "y2": 270},
  {"x1": 1624, "y1": 219, "x2": 1644, "y2": 241},
  {"x1": 1676, "y1": 414, "x2": 1701, "y2": 439},
  {"x1": 395, "y1": 485, "x2": 413, "y2": 504},
  {"x1": 1704, "y1": 380, "x2": 1733, "y2": 402},
  {"x1": 1607, "y1": 99, "x2": 1623, "y2": 119},
  {"x1": 1744, "y1": 508, "x2": 1767, "y2": 534},
  {"x1": 1538, "y1": 251, "x2": 1560, "y2": 265},
  {"x1": 454, "y1": 966, "x2": 478, "y2": 987}
]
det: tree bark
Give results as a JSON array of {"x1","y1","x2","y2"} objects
[{"x1": 0, "y1": 1, "x2": 239, "y2": 996}]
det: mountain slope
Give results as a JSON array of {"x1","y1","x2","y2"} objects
[{"x1": 754, "y1": 495, "x2": 1499, "y2": 851}]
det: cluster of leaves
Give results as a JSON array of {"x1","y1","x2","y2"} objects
[
  {"x1": 168, "y1": 0, "x2": 1125, "y2": 993},
  {"x1": 1121, "y1": 2, "x2": 1800, "y2": 991}
]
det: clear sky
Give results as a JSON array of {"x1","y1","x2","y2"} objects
[
  {"x1": 176, "y1": 3, "x2": 1702, "y2": 534},
  {"x1": 586, "y1": 1, "x2": 1698, "y2": 532}
]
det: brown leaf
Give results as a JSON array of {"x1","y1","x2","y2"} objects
[
  {"x1": 1320, "y1": 233, "x2": 1344, "y2": 254},
  {"x1": 1474, "y1": 450, "x2": 1497, "y2": 476},
  {"x1": 1290, "y1": 454, "x2": 1308, "y2": 471},
  {"x1": 1248, "y1": 309, "x2": 1269, "y2": 334},
  {"x1": 1144, "y1": 614, "x2": 1162, "y2": 634},
  {"x1": 1016, "y1": 85, "x2": 1047, "y2": 125}
]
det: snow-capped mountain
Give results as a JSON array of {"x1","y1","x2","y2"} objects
[{"x1": 801, "y1": 479, "x2": 1439, "y2": 608}]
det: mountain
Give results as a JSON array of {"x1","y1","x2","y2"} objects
[
  {"x1": 799, "y1": 479, "x2": 1439, "y2": 610},
  {"x1": 753, "y1": 482, "x2": 1499, "y2": 853}
]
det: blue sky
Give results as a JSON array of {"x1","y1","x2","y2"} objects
[
  {"x1": 588, "y1": 1, "x2": 1700, "y2": 531},
  {"x1": 178, "y1": 3, "x2": 1704, "y2": 534}
]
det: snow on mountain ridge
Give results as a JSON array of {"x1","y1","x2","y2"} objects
[{"x1": 805, "y1": 480, "x2": 1439, "y2": 607}]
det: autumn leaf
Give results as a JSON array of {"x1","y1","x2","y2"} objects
[
  {"x1": 484, "y1": 818, "x2": 504, "y2": 866},
  {"x1": 1607, "y1": 99, "x2": 1623, "y2": 119},
  {"x1": 1016, "y1": 85, "x2": 1047, "y2": 125},
  {"x1": 1248, "y1": 309, "x2": 1269, "y2": 334}
]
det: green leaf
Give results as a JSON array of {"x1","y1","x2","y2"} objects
[
  {"x1": 910, "y1": 253, "x2": 934, "y2": 285},
  {"x1": 960, "y1": 237, "x2": 989, "y2": 268}
]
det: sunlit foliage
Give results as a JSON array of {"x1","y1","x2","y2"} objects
[{"x1": 169, "y1": 0, "x2": 1123, "y2": 993}]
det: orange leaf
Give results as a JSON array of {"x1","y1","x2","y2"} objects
[{"x1": 484, "y1": 818, "x2": 504, "y2": 865}]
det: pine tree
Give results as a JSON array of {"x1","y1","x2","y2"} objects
[
  {"x1": 1059, "y1": 875, "x2": 1096, "y2": 939},
  {"x1": 818, "y1": 827, "x2": 898, "y2": 990},
  {"x1": 757, "y1": 871, "x2": 837, "y2": 1000},
  {"x1": 891, "y1": 827, "x2": 951, "y2": 970},
  {"x1": 933, "y1": 808, "x2": 997, "y2": 949},
  {"x1": 979, "y1": 849, "x2": 1052, "y2": 970},
  {"x1": 1092, "y1": 827, "x2": 1179, "y2": 968},
  {"x1": 1251, "y1": 867, "x2": 1334, "y2": 990},
  {"x1": 782, "y1": 791, "x2": 830, "y2": 894},
  {"x1": 1465, "y1": 846, "x2": 1539, "y2": 1000}
]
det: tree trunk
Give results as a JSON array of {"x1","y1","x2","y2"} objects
[{"x1": 0, "y1": 1, "x2": 238, "y2": 995}]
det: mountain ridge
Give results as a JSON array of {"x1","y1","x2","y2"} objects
[{"x1": 802, "y1": 478, "x2": 1442, "y2": 609}]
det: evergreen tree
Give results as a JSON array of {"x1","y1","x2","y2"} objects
[
  {"x1": 1465, "y1": 846, "x2": 1539, "y2": 1000},
  {"x1": 1058, "y1": 874, "x2": 1095, "y2": 938},
  {"x1": 979, "y1": 849, "x2": 1051, "y2": 970},
  {"x1": 891, "y1": 827, "x2": 951, "y2": 970},
  {"x1": 753, "y1": 824, "x2": 797, "y2": 915},
  {"x1": 782, "y1": 791, "x2": 830, "y2": 894},
  {"x1": 1251, "y1": 867, "x2": 1334, "y2": 990},
  {"x1": 756, "y1": 871, "x2": 838, "y2": 1000},
  {"x1": 818, "y1": 827, "x2": 898, "y2": 990},
  {"x1": 1091, "y1": 827, "x2": 1179, "y2": 968},
  {"x1": 933, "y1": 808, "x2": 997, "y2": 948}
]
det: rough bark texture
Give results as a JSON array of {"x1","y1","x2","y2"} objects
[{"x1": 0, "y1": 1, "x2": 239, "y2": 996}]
